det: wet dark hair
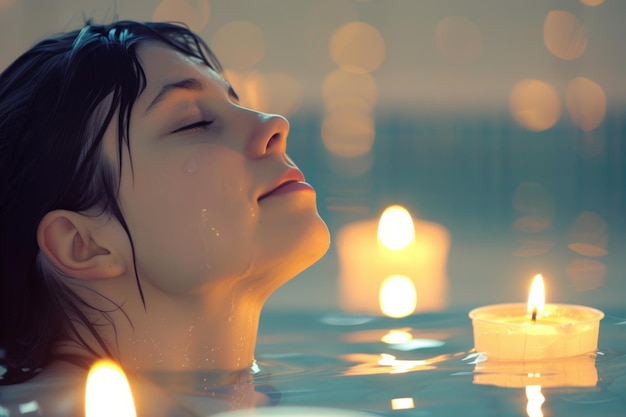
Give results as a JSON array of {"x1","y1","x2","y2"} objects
[{"x1": 0, "y1": 20, "x2": 222, "y2": 384}]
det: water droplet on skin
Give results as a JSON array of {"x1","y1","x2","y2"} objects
[
  {"x1": 200, "y1": 208, "x2": 220, "y2": 238},
  {"x1": 184, "y1": 158, "x2": 198, "y2": 174}
]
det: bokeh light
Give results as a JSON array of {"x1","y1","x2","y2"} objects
[
  {"x1": 579, "y1": 0, "x2": 605, "y2": 6},
  {"x1": 303, "y1": 0, "x2": 359, "y2": 68},
  {"x1": 512, "y1": 182, "x2": 555, "y2": 233},
  {"x1": 326, "y1": 152, "x2": 373, "y2": 178},
  {"x1": 513, "y1": 239, "x2": 555, "y2": 257},
  {"x1": 566, "y1": 258, "x2": 606, "y2": 291},
  {"x1": 322, "y1": 69, "x2": 378, "y2": 113},
  {"x1": 0, "y1": 0, "x2": 16, "y2": 14},
  {"x1": 567, "y1": 211, "x2": 608, "y2": 257},
  {"x1": 543, "y1": 10, "x2": 587, "y2": 60},
  {"x1": 321, "y1": 109, "x2": 375, "y2": 158},
  {"x1": 321, "y1": 67, "x2": 378, "y2": 167},
  {"x1": 512, "y1": 217, "x2": 552, "y2": 234},
  {"x1": 260, "y1": 72, "x2": 303, "y2": 116},
  {"x1": 435, "y1": 16, "x2": 482, "y2": 65},
  {"x1": 330, "y1": 21, "x2": 386, "y2": 73},
  {"x1": 152, "y1": 0, "x2": 210, "y2": 33},
  {"x1": 211, "y1": 21, "x2": 265, "y2": 70},
  {"x1": 565, "y1": 77, "x2": 607, "y2": 132},
  {"x1": 224, "y1": 70, "x2": 303, "y2": 117},
  {"x1": 509, "y1": 79, "x2": 561, "y2": 131}
]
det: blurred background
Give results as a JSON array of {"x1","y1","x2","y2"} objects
[{"x1": 1, "y1": 0, "x2": 624, "y2": 316}]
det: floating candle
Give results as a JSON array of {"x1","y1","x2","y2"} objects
[{"x1": 469, "y1": 274, "x2": 604, "y2": 360}]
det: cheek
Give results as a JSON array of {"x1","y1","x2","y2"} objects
[
  {"x1": 182, "y1": 153, "x2": 263, "y2": 274},
  {"x1": 120, "y1": 150, "x2": 259, "y2": 287},
  {"x1": 185, "y1": 155, "x2": 258, "y2": 269}
]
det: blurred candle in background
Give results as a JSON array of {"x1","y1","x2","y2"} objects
[{"x1": 337, "y1": 205, "x2": 450, "y2": 317}]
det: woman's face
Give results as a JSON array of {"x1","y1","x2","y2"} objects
[{"x1": 102, "y1": 43, "x2": 329, "y2": 296}]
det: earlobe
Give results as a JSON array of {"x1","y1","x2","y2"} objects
[{"x1": 37, "y1": 210, "x2": 126, "y2": 280}]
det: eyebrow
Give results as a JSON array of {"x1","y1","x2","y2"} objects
[
  {"x1": 144, "y1": 77, "x2": 240, "y2": 114},
  {"x1": 145, "y1": 78, "x2": 203, "y2": 114}
]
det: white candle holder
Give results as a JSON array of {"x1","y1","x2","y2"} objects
[{"x1": 469, "y1": 303, "x2": 604, "y2": 361}]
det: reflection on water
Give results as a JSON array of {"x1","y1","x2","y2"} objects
[
  {"x1": 390, "y1": 397, "x2": 415, "y2": 411},
  {"x1": 254, "y1": 311, "x2": 626, "y2": 417},
  {"x1": 470, "y1": 354, "x2": 599, "y2": 388},
  {"x1": 525, "y1": 385, "x2": 545, "y2": 417},
  {"x1": 1, "y1": 311, "x2": 624, "y2": 416},
  {"x1": 341, "y1": 352, "x2": 452, "y2": 376}
]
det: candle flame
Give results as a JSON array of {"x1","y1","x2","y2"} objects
[
  {"x1": 527, "y1": 274, "x2": 545, "y2": 318},
  {"x1": 377, "y1": 205, "x2": 415, "y2": 250},
  {"x1": 86, "y1": 359, "x2": 137, "y2": 417}
]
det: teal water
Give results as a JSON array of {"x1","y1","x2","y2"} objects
[{"x1": 251, "y1": 310, "x2": 626, "y2": 417}]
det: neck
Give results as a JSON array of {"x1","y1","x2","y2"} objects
[{"x1": 63, "y1": 280, "x2": 265, "y2": 374}]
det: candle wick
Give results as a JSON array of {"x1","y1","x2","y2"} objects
[{"x1": 531, "y1": 306, "x2": 538, "y2": 323}]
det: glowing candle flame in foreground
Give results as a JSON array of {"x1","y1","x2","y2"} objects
[
  {"x1": 377, "y1": 205, "x2": 415, "y2": 250},
  {"x1": 86, "y1": 360, "x2": 136, "y2": 417},
  {"x1": 527, "y1": 274, "x2": 545, "y2": 320}
]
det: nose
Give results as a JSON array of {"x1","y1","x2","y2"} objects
[{"x1": 245, "y1": 112, "x2": 289, "y2": 158}]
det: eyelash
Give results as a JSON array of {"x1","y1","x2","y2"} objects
[{"x1": 173, "y1": 120, "x2": 213, "y2": 134}]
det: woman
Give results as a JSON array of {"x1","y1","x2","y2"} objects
[{"x1": 0, "y1": 19, "x2": 330, "y2": 414}]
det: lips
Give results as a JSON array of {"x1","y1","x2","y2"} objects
[{"x1": 258, "y1": 169, "x2": 311, "y2": 201}]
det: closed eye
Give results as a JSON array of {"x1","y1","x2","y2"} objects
[{"x1": 172, "y1": 120, "x2": 213, "y2": 134}]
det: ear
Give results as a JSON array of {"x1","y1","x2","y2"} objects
[{"x1": 37, "y1": 210, "x2": 126, "y2": 280}]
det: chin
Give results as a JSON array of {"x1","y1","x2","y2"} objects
[
  {"x1": 261, "y1": 213, "x2": 330, "y2": 289},
  {"x1": 289, "y1": 213, "x2": 331, "y2": 274}
]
